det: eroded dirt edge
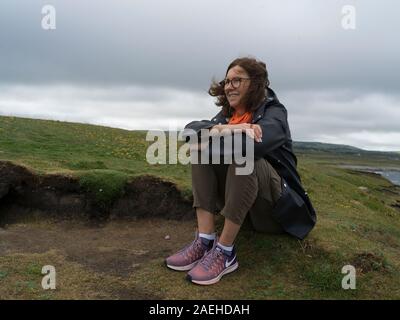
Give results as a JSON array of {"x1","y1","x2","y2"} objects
[{"x1": 0, "y1": 161, "x2": 194, "y2": 225}]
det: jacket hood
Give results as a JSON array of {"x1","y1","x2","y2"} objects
[
  {"x1": 251, "y1": 87, "x2": 282, "y2": 121},
  {"x1": 265, "y1": 87, "x2": 280, "y2": 105}
]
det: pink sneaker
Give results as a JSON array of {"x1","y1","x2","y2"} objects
[
  {"x1": 165, "y1": 231, "x2": 214, "y2": 271},
  {"x1": 186, "y1": 239, "x2": 238, "y2": 285}
]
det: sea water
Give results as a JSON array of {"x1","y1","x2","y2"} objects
[
  {"x1": 338, "y1": 165, "x2": 400, "y2": 186},
  {"x1": 375, "y1": 170, "x2": 400, "y2": 186}
]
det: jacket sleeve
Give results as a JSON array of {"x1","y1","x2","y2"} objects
[
  {"x1": 182, "y1": 112, "x2": 222, "y2": 143},
  {"x1": 182, "y1": 106, "x2": 287, "y2": 160},
  {"x1": 207, "y1": 107, "x2": 287, "y2": 161},
  {"x1": 253, "y1": 107, "x2": 287, "y2": 159},
  {"x1": 184, "y1": 119, "x2": 215, "y2": 132}
]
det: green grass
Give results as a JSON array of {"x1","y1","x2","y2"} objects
[
  {"x1": 0, "y1": 271, "x2": 8, "y2": 280},
  {"x1": 0, "y1": 115, "x2": 192, "y2": 197},
  {"x1": 79, "y1": 169, "x2": 129, "y2": 208},
  {"x1": 1, "y1": 115, "x2": 400, "y2": 299}
]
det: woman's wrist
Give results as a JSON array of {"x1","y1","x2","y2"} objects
[{"x1": 212, "y1": 124, "x2": 227, "y2": 132}]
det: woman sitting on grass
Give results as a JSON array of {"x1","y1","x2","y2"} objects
[{"x1": 165, "y1": 56, "x2": 316, "y2": 285}]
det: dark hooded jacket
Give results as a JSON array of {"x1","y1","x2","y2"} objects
[{"x1": 183, "y1": 87, "x2": 316, "y2": 239}]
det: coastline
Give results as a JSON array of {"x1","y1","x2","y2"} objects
[{"x1": 338, "y1": 165, "x2": 400, "y2": 186}]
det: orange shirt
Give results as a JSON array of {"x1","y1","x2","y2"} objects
[{"x1": 228, "y1": 110, "x2": 253, "y2": 124}]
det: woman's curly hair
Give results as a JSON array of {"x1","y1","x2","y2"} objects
[{"x1": 208, "y1": 57, "x2": 270, "y2": 117}]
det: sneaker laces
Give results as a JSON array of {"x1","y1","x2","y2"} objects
[
  {"x1": 181, "y1": 237, "x2": 202, "y2": 259},
  {"x1": 199, "y1": 247, "x2": 224, "y2": 271}
]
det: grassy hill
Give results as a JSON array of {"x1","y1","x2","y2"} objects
[
  {"x1": 294, "y1": 141, "x2": 400, "y2": 162},
  {"x1": 1, "y1": 115, "x2": 400, "y2": 299},
  {"x1": 294, "y1": 141, "x2": 364, "y2": 153}
]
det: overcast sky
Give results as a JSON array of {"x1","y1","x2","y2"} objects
[{"x1": 1, "y1": 0, "x2": 399, "y2": 151}]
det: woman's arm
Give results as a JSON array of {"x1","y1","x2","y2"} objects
[
  {"x1": 253, "y1": 107, "x2": 287, "y2": 158},
  {"x1": 212, "y1": 124, "x2": 262, "y2": 143}
]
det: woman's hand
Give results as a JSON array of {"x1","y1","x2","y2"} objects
[
  {"x1": 211, "y1": 124, "x2": 262, "y2": 143},
  {"x1": 248, "y1": 124, "x2": 262, "y2": 143}
]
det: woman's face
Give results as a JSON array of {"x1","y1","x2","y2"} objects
[{"x1": 224, "y1": 65, "x2": 251, "y2": 110}]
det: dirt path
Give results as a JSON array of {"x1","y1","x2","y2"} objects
[{"x1": 0, "y1": 218, "x2": 197, "y2": 299}]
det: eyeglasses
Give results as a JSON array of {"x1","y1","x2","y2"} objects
[{"x1": 219, "y1": 77, "x2": 251, "y2": 89}]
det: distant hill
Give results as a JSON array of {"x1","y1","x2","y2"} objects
[
  {"x1": 293, "y1": 141, "x2": 400, "y2": 160},
  {"x1": 0, "y1": 115, "x2": 399, "y2": 160}
]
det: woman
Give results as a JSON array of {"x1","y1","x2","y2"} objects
[{"x1": 165, "y1": 57, "x2": 316, "y2": 285}]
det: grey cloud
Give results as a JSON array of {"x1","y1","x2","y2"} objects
[
  {"x1": 1, "y1": 0, "x2": 400, "y2": 92},
  {"x1": 0, "y1": 84, "x2": 215, "y2": 129},
  {"x1": 281, "y1": 89, "x2": 400, "y2": 150},
  {"x1": 0, "y1": 0, "x2": 399, "y2": 151},
  {"x1": 282, "y1": 90, "x2": 400, "y2": 133},
  {"x1": 1, "y1": 84, "x2": 399, "y2": 151}
]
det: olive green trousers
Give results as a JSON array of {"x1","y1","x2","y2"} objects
[{"x1": 191, "y1": 158, "x2": 284, "y2": 234}]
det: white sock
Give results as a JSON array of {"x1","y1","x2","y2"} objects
[
  {"x1": 217, "y1": 242, "x2": 233, "y2": 252},
  {"x1": 199, "y1": 232, "x2": 216, "y2": 241}
]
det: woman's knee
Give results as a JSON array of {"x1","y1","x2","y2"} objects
[{"x1": 226, "y1": 161, "x2": 258, "y2": 179}]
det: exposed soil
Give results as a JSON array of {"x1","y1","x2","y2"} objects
[
  {"x1": 347, "y1": 169, "x2": 382, "y2": 178},
  {"x1": 350, "y1": 252, "x2": 388, "y2": 274},
  {"x1": 0, "y1": 161, "x2": 194, "y2": 226},
  {"x1": 0, "y1": 160, "x2": 200, "y2": 299},
  {"x1": 0, "y1": 218, "x2": 197, "y2": 299},
  {"x1": 391, "y1": 200, "x2": 400, "y2": 211},
  {"x1": 378, "y1": 186, "x2": 400, "y2": 196}
]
